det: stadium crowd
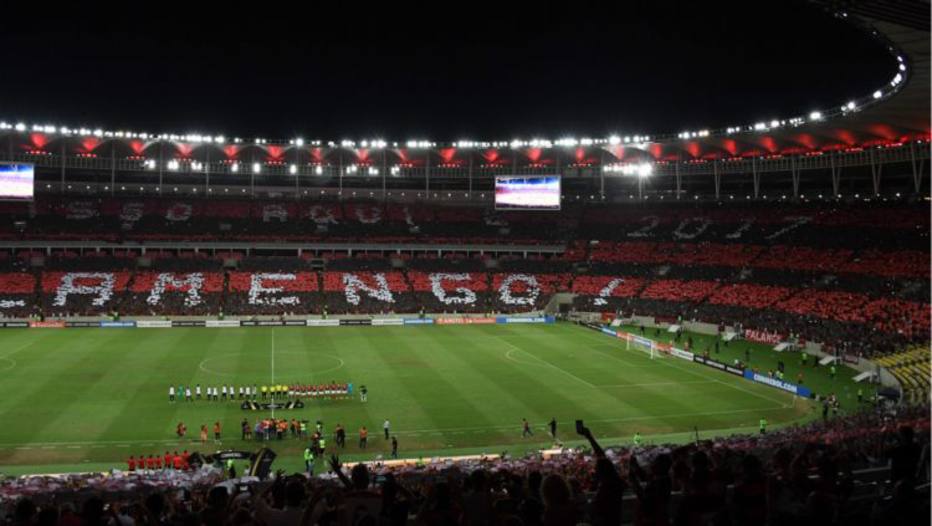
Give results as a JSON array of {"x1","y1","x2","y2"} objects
[
  {"x1": 0, "y1": 404, "x2": 927, "y2": 525},
  {"x1": 0, "y1": 199, "x2": 927, "y2": 362}
]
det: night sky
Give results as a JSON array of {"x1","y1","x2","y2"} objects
[{"x1": 0, "y1": 1, "x2": 895, "y2": 142}]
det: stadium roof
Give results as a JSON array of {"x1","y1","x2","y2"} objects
[{"x1": 0, "y1": 3, "x2": 927, "y2": 164}]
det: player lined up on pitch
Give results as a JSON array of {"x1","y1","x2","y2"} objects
[{"x1": 167, "y1": 381, "x2": 355, "y2": 402}]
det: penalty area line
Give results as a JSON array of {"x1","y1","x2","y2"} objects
[
  {"x1": 498, "y1": 339, "x2": 597, "y2": 388},
  {"x1": 572, "y1": 328, "x2": 791, "y2": 409}
]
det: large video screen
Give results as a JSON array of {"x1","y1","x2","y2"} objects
[
  {"x1": 494, "y1": 175, "x2": 561, "y2": 210},
  {"x1": 0, "y1": 163, "x2": 35, "y2": 201}
]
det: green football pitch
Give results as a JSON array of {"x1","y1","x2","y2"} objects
[{"x1": 0, "y1": 322, "x2": 869, "y2": 475}]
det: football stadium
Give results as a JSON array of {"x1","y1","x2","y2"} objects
[{"x1": 0, "y1": 1, "x2": 929, "y2": 524}]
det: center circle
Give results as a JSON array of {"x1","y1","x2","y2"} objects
[{"x1": 198, "y1": 351, "x2": 345, "y2": 381}]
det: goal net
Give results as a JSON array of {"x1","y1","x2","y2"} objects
[{"x1": 625, "y1": 333, "x2": 665, "y2": 359}]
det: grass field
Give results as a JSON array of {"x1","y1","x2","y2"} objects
[{"x1": 0, "y1": 322, "x2": 868, "y2": 475}]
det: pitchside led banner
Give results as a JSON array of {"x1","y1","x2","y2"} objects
[
  {"x1": 494, "y1": 175, "x2": 561, "y2": 210},
  {"x1": 0, "y1": 163, "x2": 35, "y2": 201}
]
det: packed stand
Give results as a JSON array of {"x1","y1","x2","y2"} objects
[{"x1": 0, "y1": 405, "x2": 927, "y2": 525}]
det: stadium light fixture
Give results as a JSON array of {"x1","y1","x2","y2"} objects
[
  {"x1": 15, "y1": 123, "x2": 26, "y2": 131},
  {"x1": 167, "y1": 160, "x2": 179, "y2": 171},
  {"x1": 872, "y1": 90, "x2": 882, "y2": 99},
  {"x1": 145, "y1": 160, "x2": 156, "y2": 170},
  {"x1": 231, "y1": 163, "x2": 239, "y2": 172},
  {"x1": 809, "y1": 111, "x2": 822, "y2": 121},
  {"x1": 252, "y1": 162, "x2": 261, "y2": 173},
  {"x1": 315, "y1": 166, "x2": 323, "y2": 175},
  {"x1": 289, "y1": 164, "x2": 297, "y2": 174},
  {"x1": 845, "y1": 101, "x2": 856, "y2": 111},
  {"x1": 294, "y1": 138, "x2": 304, "y2": 146},
  {"x1": 608, "y1": 135, "x2": 621, "y2": 145}
]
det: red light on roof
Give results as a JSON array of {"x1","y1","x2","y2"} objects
[
  {"x1": 721, "y1": 139, "x2": 737, "y2": 155},
  {"x1": 81, "y1": 137, "x2": 101, "y2": 153},
  {"x1": 759, "y1": 136, "x2": 777, "y2": 153},
  {"x1": 128, "y1": 140, "x2": 145, "y2": 155},
  {"x1": 438, "y1": 148, "x2": 456, "y2": 163},
  {"x1": 649, "y1": 143, "x2": 662, "y2": 160},
  {"x1": 686, "y1": 142, "x2": 701, "y2": 158},
  {"x1": 267, "y1": 145, "x2": 284, "y2": 160},
  {"x1": 176, "y1": 143, "x2": 193, "y2": 157},
  {"x1": 29, "y1": 133, "x2": 48, "y2": 149}
]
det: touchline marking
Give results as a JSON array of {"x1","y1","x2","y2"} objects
[
  {"x1": 573, "y1": 328, "x2": 790, "y2": 408},
  {"x1": 498, "y1": 339, "x2": 597, "y2": 388},
  {"x1": 595, "y1": 380, "x2": 717, "y2": 388},
  {"x1": 0, "y1": 405, "x2": 795, "y2": 449},
  {"x1": 390, "y1": 405, "x2": 788, "y2": 436}
]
